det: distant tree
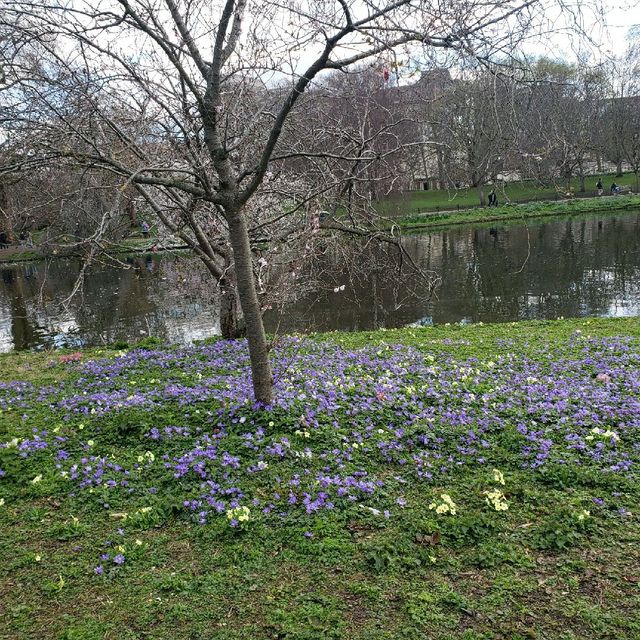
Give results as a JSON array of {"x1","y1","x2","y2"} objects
[{"x1": 431, "y1": 69, "x2": 515, "y2": 205}]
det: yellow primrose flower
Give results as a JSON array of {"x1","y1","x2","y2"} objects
[
  {"x1": 226, "y1": 506, "x2": 250, "y2": 523},
  {"x1": 429, "y1": 494, "x2": 458, "y2": 515},
  {"x1": 31, "y1": 475, "x2": 43, "y2": 484},
  {"x1": 485, "y1": 489, "x2": 509, "y2": 511},
  {"x1": 589, "y1": 428, "x2": 620, "y2": 442},
  {"x1": 492, "y1": 469, "x2": 505, "y2": 485}
]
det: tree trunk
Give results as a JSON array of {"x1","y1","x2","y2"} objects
[
  {"x1": 126, "y1": 199, "x2": 138, "y2": 228},
  {"x1": 436, "y1": 146, "x2": 446, "y2": 190},
  {"x1": 227, "y1": 209, "x2": 273, "y2": 404},
  {"x1": 220, "y1": 286, "x2": 244, "y2": 339},
  {"x1": 579, "y1": 173, "x2": 585, "y2": 193},
  {"x1": 477, "y1": 184, "x2": 486, "y2": 206},
  {"x1": 616, "y1": 160, "x2": 623, "y2": 177}
]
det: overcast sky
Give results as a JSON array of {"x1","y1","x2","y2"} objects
[{"x1": 545, "y1": 0, "x2": 639, "y2": 59}]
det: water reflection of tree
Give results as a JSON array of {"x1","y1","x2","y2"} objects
[
  {"x1": 415, "y1": 214, "x2": 640, "y2": 323},
  {"x1": 264, "y1": 238, "x2": 435, "y2": 333},
  {"x1": 1, "y1": 213, "x2": 640, "y2": 350},
  {"x1": 1, "y1": 268, "x2": 40, "y2": 349}
]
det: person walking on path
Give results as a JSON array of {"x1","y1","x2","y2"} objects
[
  {"x1": 596, "y1": 179, "x2": 603, "y2": 196},
  {"x1": 488, "y1": 188, "x2": 498, "y2": 207}
]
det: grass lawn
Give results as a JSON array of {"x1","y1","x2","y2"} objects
[
  {"x1": 380, "y1": 172, "x2": 638, "y2": 216},
  {"x1": 1, "y1": 318, "x2": 640, "y2": 639},
  {"x1": 390, "y1": 194, "x2": 640, "y2": 232}
]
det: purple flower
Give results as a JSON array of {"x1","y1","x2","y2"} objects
[
  {"x1": 113, "y1": 554, "x2": 125, "y2": 565},
  {"x1": 94, "y1": 565, "x2": 104, "y2": 575}
]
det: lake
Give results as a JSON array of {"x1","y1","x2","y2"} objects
[{"x1": 1, "y1": 211, "x2": 639, "y2": 352}]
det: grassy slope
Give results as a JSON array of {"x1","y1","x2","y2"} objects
[
  {"x1": 1, "y1": 318, "x2": 639, "y2": 640},
  {"x1": 380, "y1": 172, "x2": 638, "y2": 216},
  {"x1": 388, "y1": 194, "x2": 640, "y2": 232}
]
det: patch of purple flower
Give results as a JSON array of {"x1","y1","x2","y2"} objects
[{"x1": 1, "y1": 334, "x2": 638, "y2": 530}]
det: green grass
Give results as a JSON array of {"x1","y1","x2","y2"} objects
[
  {"x1": 386, "y1": 194, "x2": 640, "y2": 232},
  {"x1": 380, "y1": 172, "x2": 638, "y2": 216},
  {"x1": 1, "y1": 318, "x2": 640, "y2": 639}
]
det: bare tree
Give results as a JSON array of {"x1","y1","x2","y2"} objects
[
  {"x1": 610, "y1": 33, "x2": 640, "y2": 190},
  {"x1": 1, "y1": 0, "x2": 564, "y2": 402},
  {"x1": 432, "y1": 69, "x2": 516, "y2": 205}
]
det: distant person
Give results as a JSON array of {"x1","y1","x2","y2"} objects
[
  {"x1": 141, "y1": 221, "x2": 150, "y2": 238},
  {"x1": 488, "y1": 188, "x2": 498, "y2": 207},
  {"x1": 610, "y1": 182, "x2": 620, "y2": 195},
  {"x1": 19, "y1": 231, "x2": 26, "y2": 246},
  {"x1": 25, "y1": 231, "x2": 33, "y2": 248},
  {"x1": 596, "y1": 179, "x2": 603, "y2": 196},
  {"x1": 0, "y1": 232, "x2": 8, "y2": 249}
]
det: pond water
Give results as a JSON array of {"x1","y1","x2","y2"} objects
[{"x1": 1, "y1": 211, "x2": 639, "y2": 352}]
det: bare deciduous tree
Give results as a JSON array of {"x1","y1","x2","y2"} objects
[{"x1": 1, "y1": 0, "x2": 563, "y2": 402}]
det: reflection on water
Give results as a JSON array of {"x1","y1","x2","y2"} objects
[
  {"x1": 0, "y1": 255, "x2": 221, "y2": 352},
  {"x1": 1, "y1": 211, "x2": 639, "y2": 351}
]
